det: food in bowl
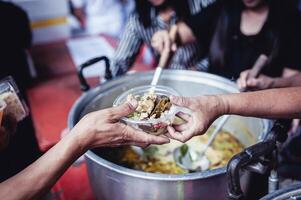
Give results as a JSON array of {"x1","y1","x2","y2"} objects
[
  {"x1": 113, "y1": 85, "x2": 181, "y2": 135},
  {"x1": 126, "y1": 91, "x2": 171, "y2": 121}
]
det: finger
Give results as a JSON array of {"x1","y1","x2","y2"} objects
[
  {"x1": 168, "y1": 130, "x2": 187, "y2": 143},
  {"x1": 167, "y1": 126, "x2": 192, "y2": 142},
  {"x1": 125, "y1": 126, "x2": 170, "y2": 144},
  {"x1": 237, "y1": 78, "x2": 244, "y2": 90},
  {"x1": 101, "y1": 142, "x2": 148, "y2": 148},
  {"x1": 162, "y1": 32, "x2": 171, "y2": 52},
  {"x1": 177, "y1": 112, "x2": 191, "y2": 122},
  {"x1": 151, "y1": 40, "x2": 159, "y2": 51},
  {"x1": 171, "y1": 43, "x2": 177, "y2": 52},
  {"x1": 170, "y1": 96, "x2": 193, "y2": 109},
  {"x1": 110, "y1": 99, "x2": 138, "y2": 119},
  {"x1": 173, "y1": 124, "x2": 189, "y2": 132},
  {"x1": 158, "y1": 40, "x2": 164, "y2": 53},
  {"x1": 135, "y1": 143, "x2": 150, "y2": 148},
  {"x1": 240, "y1": 70, "x2": 250, "y2": 89},
  {"x1": 164, "y1": 128, "x2": 173, "y2": 138},
  {"x1": 125, "y1": 142, "x2": 150, "y2": 148},
  {"x1": 247, "y1": 78, "x2": 259, "y2": 87}
]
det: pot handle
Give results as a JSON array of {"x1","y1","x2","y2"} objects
[
  {"x1": 227, "y1": 120, "x2": 289, "y2": 200},
  {"x1": 77, "y1": 56, "x2": 112, "y2": 91}
]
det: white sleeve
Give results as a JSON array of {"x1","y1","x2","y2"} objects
[{"x1": 70, "y1": 0, "x2": 84, "y2": 8}]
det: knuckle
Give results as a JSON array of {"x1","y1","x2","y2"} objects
[{"x1": 120, "y1": 124, "x2": 130, "y2": 141}]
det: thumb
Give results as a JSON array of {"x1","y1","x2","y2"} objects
[
  {"x1": 171, "y1": 43, "x2": 177, "y2": 52},
  {"x1": 170, "y1": 96, "x2": 193, "y2": 109},
  {"x1": 110, "y1": 99, "x2": 138, "y2": 120},
  {"x1": 247, "y1": 78, "x2": 259, "y2": 87}
]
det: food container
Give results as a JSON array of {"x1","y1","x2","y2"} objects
[
  {"x1": 113, "y1": 85, "x2": 180, "y2": 135},
  {"x1": 0, "y1": 76, "x2": 29, "y2": 122},
  {"x1": 0, "y1": 99, "x2": 7, "y2": 126}
]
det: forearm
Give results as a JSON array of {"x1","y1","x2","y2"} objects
[
  {"x1": 220, "y1": 87, "x2": 301, "y2": 119},
  {"x1": 271, "y1": 73, "x2": 301, "y2": 88},
  {"x1": 0, "y1": 133, "x2": 85, "y2": 200}
]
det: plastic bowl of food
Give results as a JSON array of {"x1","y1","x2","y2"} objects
[{"x1": 113, "y1": 85, "x2": 181, "y2": 135}]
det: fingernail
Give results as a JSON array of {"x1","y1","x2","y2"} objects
[
  {"x1": 129, "y1": 99, "x2": 138, "y2": 108},
  {"x1": 170, "y1": 95, "x2": 176, "y2": 102}
]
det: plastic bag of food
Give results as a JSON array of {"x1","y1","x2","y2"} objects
[{"x1": 0, "y1": 76, "x2": 29, "y2": 123}]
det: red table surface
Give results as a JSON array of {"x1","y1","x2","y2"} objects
[{"x1": 27, "y1": 35, "x2": 154, "y2": 200}]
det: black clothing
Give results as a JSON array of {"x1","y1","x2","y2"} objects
[
  {"x1": 0, "y1": 2, "x2": 41, "y2": 182},
  {"x1": 186, "y1": 0, "x2": 301, "y2": 80}
]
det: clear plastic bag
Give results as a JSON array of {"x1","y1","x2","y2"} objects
[{"x1": 0, "y1": 76, "x2": 29, "y2": 123}]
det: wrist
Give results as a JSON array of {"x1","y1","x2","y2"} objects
[
  {"x1": 269, "y1": 77, "x2": 277, "y2": 88},
  {"x1": 215, "y1": 95, "x2": 230, "y2": 116},
  {"x1": 201, "y1": 95, "x2": 229, "y2": 118},
  {"x1": 69, "y1": 123, "x2": 95, "y2": 154}
]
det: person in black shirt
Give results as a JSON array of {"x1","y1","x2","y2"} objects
[
  {"x1": 0, "y1": 2, "x2": 42, "y2": 182},
  {"x1": 151, "y1": 0, "x2": 301, "y2": 90}
]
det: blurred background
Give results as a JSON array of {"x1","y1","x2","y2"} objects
[{"x1": 1, "y1": 0, "x2": 301, "y2": 200}]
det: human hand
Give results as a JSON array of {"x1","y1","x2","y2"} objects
[
  {"x1": 237, "y1": 70, "x2": 274, "y2": 91},
  {"x1": 166, "y1": 95, "x2": 226, "y2": 142},
  {"x1": 71, "y1": 100, "x2": 170, "y2": 151},
  {"x1": 73, "y1": 8, "x2": 86, "y2": 29},
  {"x1": 151, "y1": 30, "x2": 177, "y2": 54}
]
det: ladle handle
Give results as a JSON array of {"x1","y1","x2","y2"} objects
[
  {"x1": 78, "y1": 56, "x2": 112, "y2": 91},
  {"x1": 203, "y1": 115, "x2": 230, "y2": 152}
]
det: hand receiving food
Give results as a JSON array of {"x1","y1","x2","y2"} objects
[
  {"x1": 166, "y1": 95, "x2": 226, "y2": 143},
  {"x1": 71, "y1": 100, "x2": 170, "y2": 151},
  {"x1": 237, "y1": 69, "x2": 274, "y2": 91}
]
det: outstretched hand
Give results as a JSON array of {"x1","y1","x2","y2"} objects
[
  {"x1": 72, "y1": 100, "x2": 170, "y2": 150},
  {"x1": 166, "y1": 95, "x2": 226, "y2": 143}
]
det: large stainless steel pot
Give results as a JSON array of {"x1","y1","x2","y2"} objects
[{"x1": 68, "y1": 63, "x2": 272, "y2": 200}]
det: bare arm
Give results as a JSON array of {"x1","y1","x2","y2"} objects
[
  {"x1": 167, "y1": 87, "x2": 301, "y2": 142},
  {"x1": 0, "y1": 102, "x2": 169, "y2": 200},
  {"x1": 221, "y1": 87, "x2": 301, "y2": 119},
  {"x1": 270, "y1": 73, "x2": 301, "y2": 88}
]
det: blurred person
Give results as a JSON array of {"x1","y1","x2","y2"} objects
[
  {"x1": 151, "y1": 0, "x2": 301, "y2": 86},
  {"x1": 0, "y1": 2, "x2": 42, "y2": 182},
  {"x1": 110, "y1": 0, "x2": 216, "y2": 77},
  {"x1": 0, "y1": 100, "x2": 169, "y2": 200},
  {"x1": 70, "y1": 0, "x2": 135, "y2": 37}
]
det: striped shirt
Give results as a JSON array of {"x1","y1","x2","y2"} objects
[{"x1": 110, "y1": 0, "x2": 216, "y2": 77}]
